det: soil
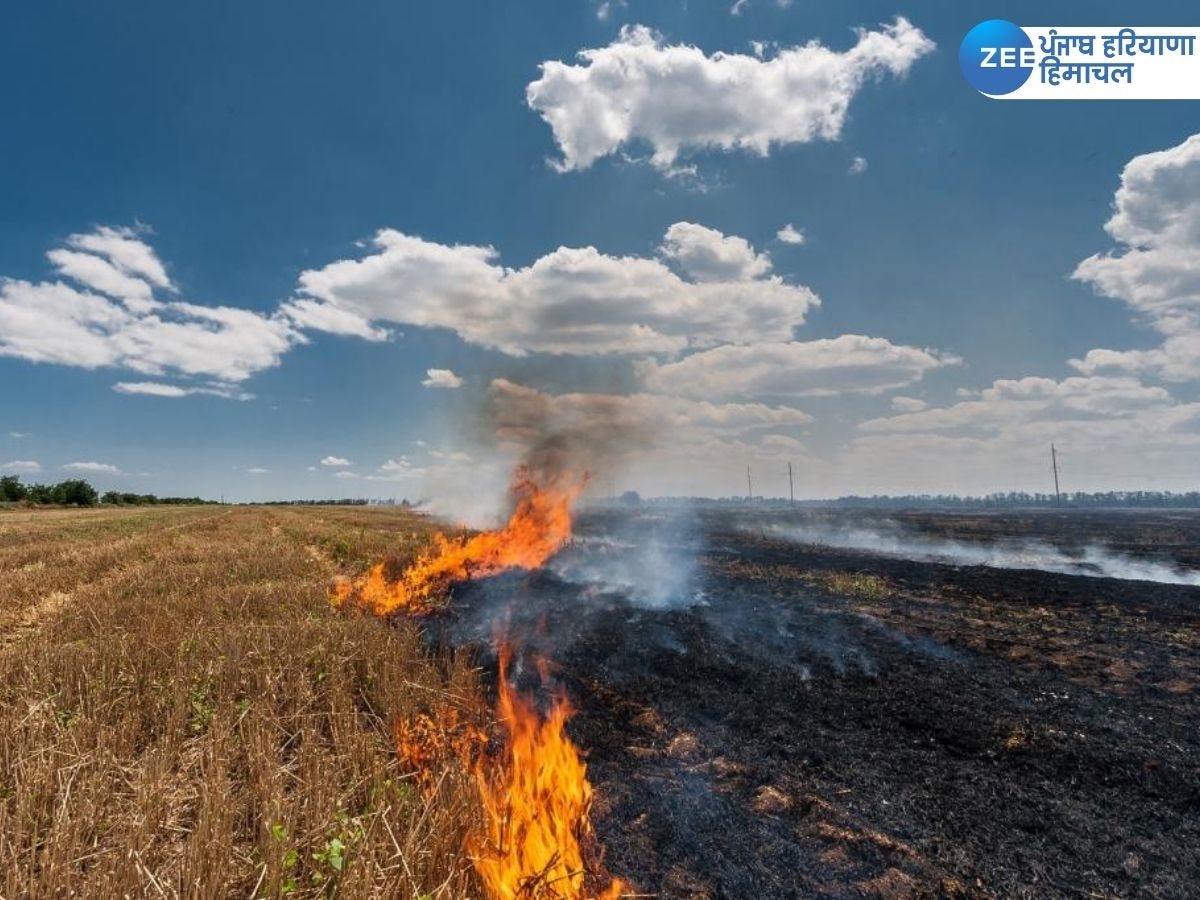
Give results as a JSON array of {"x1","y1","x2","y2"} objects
[{"x1": 436, "y1": 508, "x2": 1200, "y2": 899}]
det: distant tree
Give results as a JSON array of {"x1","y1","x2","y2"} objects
[
  {"x1": 50, "y1": 479, "x2": 99, "y2": 506},
  {"x1": 101, "y1": 490, "x2": 122, "y2": 505},
  {"x1": 620, "y1": 490, "x2": 642, "y2": 506},
  {"x1": 25, "y1": 483, "x2": 53, "y2": 503},
  {"x1": 0, "y1": 475, "x2": 26, "y2": 502}
]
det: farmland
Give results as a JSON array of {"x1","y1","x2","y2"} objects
[
  {"x1": 3, "y1": 503, "x2": 1199, "y2": 898},
  {"x1": 0, "y1": 505, "x2": 481, "y2": 898}
]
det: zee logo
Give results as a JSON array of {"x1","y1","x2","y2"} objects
[
  {"x1": 979, "y1": 47, "x2": 1038, "y2": 68},
  {"x1": 960, "y1": 20, "x2": 1035, "y2": 95}
]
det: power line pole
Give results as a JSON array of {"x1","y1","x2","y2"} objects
[
  {"x1": 788, "y1": 461, "x2": 795, "y2": 505},
  {"x1": 746, "y1": 465, "x2": 753, "y2": 501},
  {"x1": 1051, "y1": 443, "x2": 1061, "y2": 506}
]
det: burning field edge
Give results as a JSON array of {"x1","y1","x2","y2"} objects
[{"x1": 2, "y1": 499, "x2": 1198, "y2": 899}]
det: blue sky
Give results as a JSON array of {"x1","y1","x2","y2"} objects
[{"x1": 2, "y1": 1, "x2": 1199, "y2": 504}]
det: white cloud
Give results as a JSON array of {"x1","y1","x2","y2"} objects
[
  {"x1": 848, "y1": 155, "x2": 868, "y2": 175},
  {"x1": 113, "y1": 381, "x2": 253, "y2": 400},
  {"x1": 67, "y1": 226, "x2": 173, "y2": 291},
  {"x1": 246, "y1": 467, "x2": 270, "y2": 475},
  {"x1": 46, "y1": 249, "x2": 157, "y2": 310},
  {"x1": 638, "y1": 335, "x2": 958, "y2": 399},
  {"x1": 595, "y1": 0, "x2": 624, "y2": 20},
  {"x1": 422, "y1": 367, "x2": 464, "y2": 389},
  {"x1": 526, "y1": 19, "x2": 933, "y2": 171},
  {"x1": 8, "y1": 432, "x2": 29, "y2": 439},
  {"x1": 490, "y1": 377, "x2": 810, "y2": 442},
  {"x1": 320, "y1": 455, "x2": 352, "y2": 467},
  {"x1": 1072, "y1": 132, "x2": 1200, "y2": 381},
  {"x1": 62, "y1": 461, "x2": 121, "y2": 474},
  {"x1": 334, "y1": 457, "x2": 433, "y2": 482},
  {"x1": 730, "y1": 0, "x2": 749, "y2": 15},
  {"x1": 890, "y1": 395, "x2": 927, "y2": 413},
  {"x1": 776, "y1": 224, "x2": 806, "y2": 245},
  {"x1": 0, "y1": 460, "x2": 41, "y2": 473},
  {"x1": 279, "y1": 297, "x2": 390, "y2": 342},
  {"x1": 0, "y1": 227, "x2": 301, "y2": 387},
  {"x1": 658, "y1": 222, "x2": 772, "y2": 282},
  {"x1": 289, "y1": 223, "x2": 817, "y2": 356},
  {"x1": 860, "y1": 375, "x2": 1174, "y2": 435},
  {"x1": 816, "y1": 373, "x2": 1200, "y2": 495}
]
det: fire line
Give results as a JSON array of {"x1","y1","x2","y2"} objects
[{"x1": 331, "y1": 467, "x2": 628, "y2": 900}]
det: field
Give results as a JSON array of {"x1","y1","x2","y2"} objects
[
  {"x1": 3, "y1": 504, "x2": 1198, "y2": 898},
  {"x1": 0, "y1": 505, "x2": 483, "y2": 898}
]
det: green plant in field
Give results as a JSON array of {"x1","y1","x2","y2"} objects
[
  {"x1": 189, "y1": 682, "x2": 215, "y2": 734},
  {"x1": 312, "y1": 836, "x2": 346, "y2": 876},
  {"x1": 309, "y1": 810, "x2": 367, "y2": 892},
  {"x1": 269, "y1": 823, "x2": 300, "y2": 895}
]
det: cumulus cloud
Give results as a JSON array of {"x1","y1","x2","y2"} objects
[
  {"x1": 0, "y1": 227, "x2": 301, "y2": 387},
  {"x1": 422, "y1": 368, "x2": 464, "y2": 389},
  {"x1": 320, "y1": 456, "x2": 352, "y2": 467},
  {"x1": 638, "y1": 335, "x2": 957, "y2": 399},
  {"x1": 288, "y1": 224, "x2": 817, "y2": 356},
  {"x1": 0, "y1": 460, "x2": 41, "y2": 473},
  {"x1": 526, "y1": 19, "x2": 933, "y2": 171},
  {"x1": 658, "y1": 222, "x2": 772, "y2": 282},
  {"x1": 246, "y1": 467, "x2": 271, "y2": 475},
  {"x1": 1072, "y1": 133, "x2": 1200, "y2": 381},
  {"x1": 848, "y1": 155, "x2": 868, "y2": 175},
  {"x1": 62, "y1": 461, "x2": 122, "y2": 474},
  {"x1": 776, "y1": 224, "x2": 806, "y2": 245}
]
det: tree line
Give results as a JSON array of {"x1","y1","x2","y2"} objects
[{"x1": 0, "y1": 476, "x2": 214, "y2": 507}]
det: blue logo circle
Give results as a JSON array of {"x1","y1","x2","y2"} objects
[{"x1": 960, "y1": 19, "x2": 1033, "y2": 95}]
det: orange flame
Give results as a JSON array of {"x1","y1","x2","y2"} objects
[
  {"x1": 335, "y1": 465, "x2": 627, "y2": 898},
  {"x1": 333, "y1": 466, "x2": 584, "y2": 615},
  {"x1": 470, "y1": 645, "x2": 626, "y2": 900}
]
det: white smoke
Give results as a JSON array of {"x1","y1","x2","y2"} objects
[
  {"x1": 757, "y1": 520, "x2": 1200, "y2": 586},
  {"x1": 546, "y1": 512, "x2": 702, "y2": 608}
]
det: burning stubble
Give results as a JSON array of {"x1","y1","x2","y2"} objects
[
  {"x1": 331, "y1": 463, "x2": 628, "y2": 899},
  {"x1": 333, "y1": 466, "x2": 585, "y2": 615}
]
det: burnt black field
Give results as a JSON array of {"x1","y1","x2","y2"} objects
[{"x1": 436, "y1": 508, "x2": 1200, "y2": 899}]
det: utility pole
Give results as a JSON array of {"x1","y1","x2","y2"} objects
[
  {"x1": 746, "y1": 465, "x2": 753, "y2": 501},
  {"x1": 788, "y1": 462, "x2": 795, "y2": 506},
  {"x1": 1051, "y1": 443, "x2": 1061, "y2": 506}
]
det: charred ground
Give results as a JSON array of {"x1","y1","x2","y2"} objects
[{"x1": 440, "y1": 508, "x2": 1200, "y2": 899}]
